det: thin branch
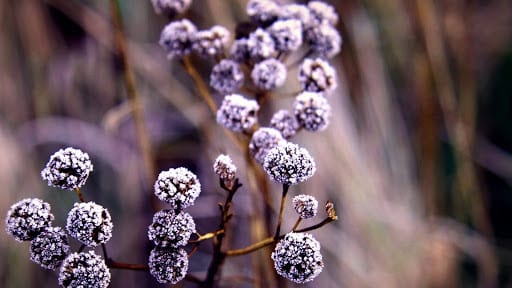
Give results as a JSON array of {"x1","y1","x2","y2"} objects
[
  {"x1": 294, "y1": 217, "x2": 335, "y2": 233},
  {"x1": 74, "y1": 188, "x2": 86, "y2": 202},
  {"x1": 106, "y1": 260, "x2": 149, "y2": 271},
  {"x1": 225, "y1": 237, "x2": 275, "y2": 257},
  {"x1": 291, "y1": 218, "x2": 302, "y2": 232},
  {"x1": 188, "y1": 229, "x2": 225, "y2": 244},
  {"x1": 180, "y1": 56, "x2": 218, "y2": 115},
  {"x1": 274, "y1": 184, "x2": 290, "y2": 238}
]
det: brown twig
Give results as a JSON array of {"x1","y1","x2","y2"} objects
[
  {"x1": 74, "y1": 188, "x2": 86, "y2": 202},
  {"x1": 274, "y1": 184, "x2": 290, "y2": 238}
]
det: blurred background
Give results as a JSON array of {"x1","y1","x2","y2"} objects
[{"x1": 1, "y1": 0, "x2": 512, "y2": 287}]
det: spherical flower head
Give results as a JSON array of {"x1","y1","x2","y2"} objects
[
  {"x1": 66, "y1": 202, "x2": 113, "y2": 247},
  {"x1": 263, "y1": 142, "x2": 316, "y2": 185},
  {"x1": 216, "y1": 94, "x2": 260, "y2": 133},
  {"x1": 251, "y1": 58, "x2": 287, "y2": 90},
  {"x1": 271, "y1": 232, "x2": 323, "y2": 283},
  {"x1": 292, "y1": 195, "x2": 319, "y2": 219},
  {"x1": 270, "y1": 109, "x2": 300, "y2": 139},
  {"x1": 41, "y1": 147, "x2": 93, "y2": 191},
  {"x1": 159, "y1": 19, "x2": 197, "y2": 59},
  {"x1": 150, "y1": 0, "x2": 192, "y2": 16},
  {"x1": 30, "y1": 226, "x2": 70, "y2": 270},
  {"x1": 213, "y1": 154, "x2": 237, "y2": 183},
  {"x1": 5, "y1": 198, "x2": 54, "y2": 242},
  {"x1": 306, "y1": 22, "x2": 342, "y2": 58},
  {"x1": 294, "y1": 91, "x2": 332, "y2": 132},
  {"x1": 192, "y1": 25, "x2": 230, "y2": 58},
  {"x1": 307, "y1": 1, "x2": 339, "y2": 26},
  {"x1": 299, "y1": 58, "x2": 337, "y2": 93},
  {"x1": 246, "y1": 0, "x2": 279, "y2": 27},
  {"x1": 149, "y1": 246, "x2": 188, "y2": 284},
  {"x1": 247, "y1": 28, "x2": 276, "y2": 61},
  {"x1": 154, "y1": 167, "x2": 201, "y2": 209},
  {"x1": 267, "y1": 19, "x2": 303, "y2": 52},
  {"x1": 58, "y1": 251, "x2": 110, "y2": 288},
  {"x1": 148, "y1": 210, "x2": 196, "y2": 247},
  {"x1": 210, "y1": 59, "x2": 244, "y2": 93},
  {"x1": 230, "y1": 38, "x2": 251, "y2": 63},
  {"x1": 249, "y1": 127, "x2": 286, "y2": 164},
  {"x1": 279, "y1": 4, "x2": 313, "y2": 29}
]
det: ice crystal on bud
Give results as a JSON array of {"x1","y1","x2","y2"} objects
[
  {"x1": 150, "y1": 0, "x2": 192, "y2": 15},
  {"x1": 263, "y1": 142, "x2": 316, "y2": 185},
  {"x1": 192, "y1": 25, "x2": 230, "y2": 58},
  {"x1": 249, "y1": 127, "x2": 286, "y2": 164},
  {"x1": 213, "y1": 154, "x2": 237, "y2": 183},
  {"x1": 246, "y1": 0, "x2": 279, "y2": 27},
  {"x1": 308, "y1": 1, "x2": 339, "y2": 25},
  {"x1": 41, "y1": 147, "x2": 93, "y2": 191},
  {"x1": 279, "y1": 4, "x2": 313, "y2": 28},
  {"x1": 271, "y1": 232, "x2": 323, "y2": 283},
  {"x1": 159, "y1": 19, "x2": 197, "y2": 59},
  {"x1": 247, "y1": 28, "x2": 276, "y2": 61},
  {"x1": 30, "y1": 226, "x2": 70, "y2": 270},
  {"x1": 268, "y1": 19, "x2": 303, "y2": 52},
  {"x1": 216, "y1": 94, "x2": 260, "y2": 132},
  {"x1": 149, "y1": 247, "x2": 188, "y2": 284},
  {"x1": 210, "y1": 59, "x2": 244, "y2": 93},
  {"x1": 294, "y1": 91, "x2": 332, "y2": 132},
  {"x1": 66, "y1": 202, "x2": 113, "y2": 247},
  {"x1": 292, "y1": 195, "x2": 319, "y2": 219},
  {"x1": 270, "y1": 109, "x2": 300, "y2": 139},
  {"x1": 58, "y1": 251, "x2": 110, "y2": 288},
  {"x1": 148, "y1": 210, "x2": 196, "y2": 247},
  {"x1": 251, "y1": 58, "x2": 287, "y2": 90},
  {"x1": 5, "y1": 198, "x2": 54, "y2": 242},
  {"x1": 299, "y1": 58, "x2": 337, "y2": 93},
  {"x1": 306, "y1": 22, "x2": 342, "y2": 58},
  {"x1": 154, "y1": 167, "x2": 201, "y2": 210}
]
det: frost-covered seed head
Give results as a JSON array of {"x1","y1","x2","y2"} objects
[
  {"x1": 308, "y1": 1, "x2": 339, "y2": 25},
  {"x1": 271, "y1": 232, "x2": 323, "y2": 283},
  {"x1": 148, "y1": 210, "x2": 196, "y2": 247},
  {"x1": 251, "y1": 58, "x2": 287, "y2": 90},
  {"x1": 216, "y1": 94, "x2": 260, "y2": 132},
  {"x1": 230, "y1": 38, "x2": 251, "y2": 63},
  {"x1": 213, "y1": 154, "x2": 237, "y2": 183},
  {"x1": 210, "y1": 59, "x2": 244, "y2": 93},
  {"x1": 5, "y1": 198, "x2": 54, "y2": 242},
  {"x1": 279, "y1": 4, "x2": 313, "y2": 29},
  {"x1": 30, "y1": 226, "x2": 70, "y2": 270},
  {"x1": 294, "y1": 91, "x2": 332, "y2": 132},
  {"x1": 270, "y1": 109, "x2": 300, "y2": 139},
  {"x1": 268, "y1": 19, "x2": 303, "y2": 53},
  {"x1": 58, "y1": 251, "x2": 110, "y2": 288},
  {"x1": 150, "y1": 0, "x2": 192, "y2": 15},
  {"x1": 247, "y1": 28, "x2": 276, "y2": 61},
  {"x1": 149, "y1": 246, "x2": 188, "y2": 284},
  {"x1": 154, "y1": 167, "x2": 201, "y2": 210},
  {"x1": 159, "y1": 19, "x2": 197, "y2": 59},
  {"x1": 246, "y1": 0, "x2": 279, "y2": 27},
  {"x1": 292, "y1": 195, "x2": 319, "y2": 219},
  {"x1": 41, "y1": 147, "x2": 93, "y2": 191},
  {"x1": 299, "y1": 58, "x2": 337, "y2": 93},
  {"x1": 263, "y1": 142, "x2": 316, "y2": 185},
  {"x1": 306, "y1": 23, "x2": 342, "y2": 58},
  {"x1": 66, "y1": 202, "x2": 113, "y2": 247},
  {"x1": 249, "y1": 127, "x2": 286, "y2": 164},
  {"x1": 192, "y1": 25, "x2": 230, "y2": 58}
]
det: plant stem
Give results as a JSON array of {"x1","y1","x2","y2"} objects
[
  {"x1": 292, "y1": 217, "x2": 302, "y2": 232},
  {"x1": 274, "y1": 184, "x2": 290, "y2": 238},
  {"x1": 188, "y1": 229, "x2": 225, "y2": 244},
  {"x1": 106, "y1": 260, "x2": 149, "y2": 271},
  {"x1": 74, "y1": 188, "x2": 86, "y2": 202},
  {"x1": 225, "y1": 237, "x2": 275, "y2": 257},
  {"x1": 180, "y1": 56, "x2": 217, "y2": 115},
  {"x1": 294, "y1": 217, "x2": 335, "y2": 233}
]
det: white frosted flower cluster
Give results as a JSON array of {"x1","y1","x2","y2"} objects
[
  {"x1": 5, "y1": 198, "x2": 54, "y2": 242},
  {"x1": 299, "y1": 58, "x2": 337, "y2": 93},
  {"x1": 154, "y1": 167, "x2": 201, "y2": 210},
  {"x1": 159, "y1": 19, "x2": 197, "y2": 59},
  {"x1": 148, "y1": 210, "x2": 196, "y2": 247},
  {"x1": 216, "y1": 94, "x2": 260, "y2": 132},
  {"x1": 270, "y1": 109, "x2": 299, "y2": 139},
  {"x1": 41, "y1": 147, "x2": 93, "y2": 191},
  {"x1": 149, "y1": 247, "x2": 188, "y2": 284},
  {"x1": 193, "y1": 25, "x2": 230, "y2": 58},
  {"x1": 246, "y1": 0, "x2": 279, "y2": 26},
  {"x1": 306, "y1": 22, "x2": 342, "y2": 58},
  {"x1": 230, "y1": 38, "x2": 251, "y2": 63},
  {"x1": 294, "y1": 91, "x2": 332, "y2": 132},
  {"x1": 210, "y1": 59, "x2": 244, "y2": 93},
  {"x1": 66, "y1": 202, "x2": 113, "y2": 247},
  {"x1": 263, "y1": 142, "x2": 316, "y2": 185},
  {"x1": 30, "y1": 226, "x2": 70, "y2": 270},
  {"x1": 213, "y1": 154, "x2": 237, "y2": 183},
  {"x1": 308, "y1": 1, "x2": 339, "y2": 26},
  {"x1": 58, "y1": 251, "x2": 111, "y2": 288},
  {"x1": 278, "y1": 4, "x2": 312, "y2": 28},
  {"x1": 292, "y1": 194, "x2": 318, "y2": 219},
  {"x1": 251, "y1": 58, "x2": 287, "y2": 90},
  {"x1": 150, "y1": 0, "x2": 192, "y2": 15},
  {"x1": 249, "y1": 127, "x2": 286, "y2": 164},
  {"x1": 247, "y1": 28, "x2": 276, "y2": 61},
  {"x1": 268, "y1": 19, "x2": 303, "y2": 52}
]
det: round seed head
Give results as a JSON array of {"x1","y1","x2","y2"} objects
[
  {"x1": 271, "y1": 232, "x2": 323, "y2": 283},
  {"x1": 247, "y1": 28, "x2": 276, "y2": 61},
  {"x1": 292, "y1": 194, "x2": 319, "y2": 219},
  {"x1": 30, "y1": 226, "x2": 70, "y2": 270},
  {"x1": 159, "y1": 19, "x2": 197, "y2": 59},
  {"x1": 251, "y1": 58, "x2": 287, "y2": 90},
  {"x1": 149, "y1": 246, "x2": 188, "y2": 284},
  {"x1": 308, "y1": 1, "x2": 339, "y2": 26},
  {"x1": 267, "y1": 19, "x2": 303, "y2": 52},
  {"x1": 58, "y1": 251, "x2": 110, "y2": 288},
  {"x1": 263, "y1": 142, "x2": 316, "y2": 185},
  {"x1": 148, "y1": 210, "x2": 196, "y2": 247},
  {"x1": 66, "y1": 202, "x2": 113, "y2": 247},
  {"x1": 150, "y1": 0, "x2": 192, "y2": 15},
  {"x1": 298, "y1": 58, "x2": 337, "y2": 93},
  {"x1": 41, "y1": 147, "x2": 93, "y2": 191},
  {"x1": 192, "y1": 25, "x2": 230, "y2": 58},
  {"x1": 306, "y1": 22, "x2": 342, "y2": 58},
  {"x1": 246, "y1": 0, "x2": 279, "y2": 27},
  {"x1": 5, "y1": 198, "x2": 54, "y2": 242},
  {"x1": 230, "y1": 38, "x2": 251, "y2": 63},
  {"x1": 154, "y1": 167, "x2": 201, "y2": 210},
  {"x1": 213, "y1": 154, "x2": 237, "y2": 183},
  {"x1": 216, "y1": 94, "x2": 260, "y2": 132},
  {"x1": 210, "y1": 59, "x2": 244, "y2": 93},
  {"x1": 249, "y1": 127, "x2": 286, "y2": 164},
  {"x1": 294, "y1": 91, "x2": 332, "y2": 132},
  {"x1": 279, "y1": 4, "x2": 313, "y2": 29},
  {"x1": 270, "y1": 109, "x2": 300, "y2": 139}
]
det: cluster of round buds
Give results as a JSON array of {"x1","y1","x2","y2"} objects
[
  {"x1": 210, "y1": 59, "x2": 244, "y2": 93},
  {"x1": 159, "y1": 19, "x2": 197, "y2": 59},
  {"x1": 247, "y1": 28, "x2": 276, "y2": 61},
  {"x1": 41, "y1": 147, "x2": 93, "y2": 191},
  {"x1": 271, "y1": 232, "x2": 323, "y2": 283},
  {"x1": 292, "y1": 195, "x2": 319, "y2": 219},
  {"x1": 267, "y1": 19, "x2": 303, "y2": 53},
  {"x1": 192, "y1": 25, "x2": 230, "y2": 58},
  {"x1": 154, "y1": 167, "x2": 201, "y2": 210},
  {"x1": 150, "y1": 0, "x2": 192, "y2": 16},
  {"x1": 66, "y1": 202, "x2": 113, "y2": 247},
  {"x1": 5, "y1": 198, "x2": 54, "y2": 242},
  {"x1": 278, "y1": 4, "x2": 312, "y2": 28},
  {"x1": 149, "y1": 247, "x2": 188, "y2": 284},
  {"x1": 216, "y1": 94, "x2": 260, "y2": 133},
  {"x1": 58, "y1": 251, "x2": 110, "y2": 288},
  {"x1": 299, "y1": 58, "x2": 337, "y2": 93},
  {"x1": 251, "y1": 58, "x2": 287, "y2": 90},
  {"x1": 270, "y1": 109, "x2": 300, "y2": 139},
  {"x1": 305, "y1": 22, "x2": 342, "y2": 59},
  {"x1": 249, "y1": 127, "x2": 286, "y2": 164},
  {"x1": 30, "y1": 226, "x2": 70, "y2": 270},
  {"x1": 263, "y1": 142, "x2": 316, "y2": 185},
  {"x1": 213, "y1": 154, "x2": 237, "y2": 184},
  {"x1": 294, "y1": 91, "x2": 332, "y2": 132},
  {"x1": 307, "y1": 1, "x2": 339, "y2": 26},
  {"x1": 246, "y1": 0, "x2": 279, "y2": 27},
  {"x1": 148, "y1": 210, "x2": 196, "y2": 247}
]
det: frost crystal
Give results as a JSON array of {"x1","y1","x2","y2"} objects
[
  {"x1": 216, "y1": 94, "x2": 260, "y2": 132},
  {"x1": 230, "y1": 38, "x2": 251, "y2": 63},
  {"x1": 251, "y1": 58, "x2": 287, "y2": 90},
  {"x1": 154, "y1": 167, "x2": 201, "y2": 210},
  {"x1": 213, "y1": 154, "x2": 237, "y2": 183},
  {"x1": 150, "y1": 0, "x2": 192, "y2": 15},
  {"x1": 159, "y1": 19, "x2": 197, "y2": 59},
  {"x1": 149, "y1": 246, "x2": 188, "y2": 284},
  {"x1": 279, "y1": 4, "x2": 313, "y2": 29},
  {"x1": 192, "y1": 25, "x2": 230, "y2": 58},
  {"x1": 66, "y1": 202, "x2": 113, "y2": 247},
  {"x1": 210, "y1": 59, "x2": 244, "y2": 93},
  {"x1": 247, "y1": 28, "x2": 276, "y2": 61},
  {"x1": 299, "y1": 58, "x2": 337, "y2": 93},
  {"x1": 148, "y1": 210, "x2": 196, "y2": 247},
  {"x1": 294, "y1": 91, "x2": 332, "y2": 132},
  {"x1": 58, "y1": 251, "x2": 110, "y2": 288},
  {"x1": 292, "y1": 195, "x2": 319, "y2": 219},
  {"x1": 30, "y1": 226, "x2": 70, "y2": 270},
  {"x1": 246, "y1": 0, "x2": 279, "y2": 27},
  {"x1": 270, "y1": 109, "x2": 300, "y2": 139},
  {"x1": 306, "y1": 22, "x2": 342, "y2": 58},
  {"x1": 5, "y1": 198, "x2": 54, "y2": 242},
  {"x1": 263, "y1": 142, "x2": 316, "y2": 185},
  {"x1": 271, "y1": 232, "x2": 323, "y2": 283},
  {"x1": 41, "y1": 147, "x2": 93, "y2": 191},
  {"x1": 308, "y1": 1, "x2": 339, "y2": 26},
  {"x1": 249, "y1": 127, "x2": 286, "y2": 164},
  {"x1": 268, "y1": 19, "x2": 303, "y2": 52}
]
